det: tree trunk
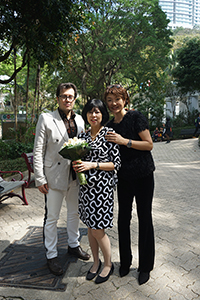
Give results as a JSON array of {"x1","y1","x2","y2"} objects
[
  {"x1": 32, "y1": 64, "x2": 40, "y2": 124},
  {"x1": 81, "y1": 72, "x2": 87, "y2": 104},
  {"x1": 25, "y1": 54, "x2": 30, "y2": 123},
  {"x1": 14, "y1": 47, "x2": 18, "y2": 132},
  {"x1": 36, "y1": 65, "x2": 41, "y2": 122}
]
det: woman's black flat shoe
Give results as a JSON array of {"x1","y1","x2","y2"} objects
[
  {"x1": 95, "y1": 262, "x2": 114, "y2": 284},
  {"x1": 86, "y1": 259, "x2": 102, "y2": 280}
]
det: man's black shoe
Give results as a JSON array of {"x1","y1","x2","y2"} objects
[
  {"x1": 47, "y1": 257, "x2": 64, "y2": 276},
  {"x1": 68, "y1": 245, "x2": 91, "y2": 261}
]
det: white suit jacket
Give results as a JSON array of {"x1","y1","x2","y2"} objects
[{"x1": 33, "y1": 109, "x2": 84, "y2": 190}]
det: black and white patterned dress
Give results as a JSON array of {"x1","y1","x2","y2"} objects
[{"x1": 78, "y1": 127, "x2": 121, "y2": 229}]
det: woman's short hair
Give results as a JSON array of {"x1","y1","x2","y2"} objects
[
  {"x1": 82, "y1": 99, "x2": 109, "y2": 125},
  {"x1": 56, "y1": 82, "x2": 78, "y2": 99},
  {"x1": 104, "y1": 84, "x2": 130, "y2": 106}
]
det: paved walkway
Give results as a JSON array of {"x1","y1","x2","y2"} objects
[{"x1": 0, "y1": 138, "x2": 200, "y2": 300}]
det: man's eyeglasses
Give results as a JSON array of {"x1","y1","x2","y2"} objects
[{"x1": 59, "y1": 95, "x2": 75, "y2": 102}]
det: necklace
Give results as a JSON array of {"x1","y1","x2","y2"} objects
[{"x1": 90, "y1": 126, "x2": 103, "y2": 140}]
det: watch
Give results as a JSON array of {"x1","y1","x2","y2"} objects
[
  {"x1": 96, "y1": 162, "x2": 100, "y2": 170},
  {"x1": 126, "y1": 139, "x2": 132, "y2": 148}
]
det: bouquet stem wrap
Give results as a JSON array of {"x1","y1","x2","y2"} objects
[
  {"x1": 76, "y1": 160, "x2": 87, "y2": 185},
  {"x1": 59, "y1": 138, "x2": 91, "y2": 185}
]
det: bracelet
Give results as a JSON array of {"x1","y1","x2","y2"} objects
[{"x1": 96, "y1": 162, "x2": 100, "y2": 170}]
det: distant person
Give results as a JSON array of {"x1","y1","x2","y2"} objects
[
  {"x1": 33, "y1": 82, "x2": 90, "y2": 276},
  {"x1": 153, "y1": 127, "x2": 159, "y2": 142},
  {"x1": 193, "y1": 113, "x2": 200, "y2": 137},
  {"x1": 159, "y1": 126, "x2": 163, "y2": 140},
  {"x1": 165, "y1": 117, "x2": 171, "y2": 143},
  {"x1": 161, "y1": 123, "x2": 166, "y2": 141}
]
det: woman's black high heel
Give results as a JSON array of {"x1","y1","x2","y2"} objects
[
  {"x1": 95, "y1": 262, "x2": 114, "y2": 284},
  {"x1": 86, "y1": 259, "x2": 102, "y2": 280}
]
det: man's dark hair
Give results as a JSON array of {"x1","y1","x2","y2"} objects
[{"x1": 56, "y1": 83, "x2": 78, "y2": 99}]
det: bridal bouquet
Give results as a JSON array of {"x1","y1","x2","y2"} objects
[{"x1": 59, "y1": 137, "x2": 91, "y2": 185}]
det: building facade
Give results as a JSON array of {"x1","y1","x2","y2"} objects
[{"x1": 159, "y1": 0, "x2": 200, "y2": 29}]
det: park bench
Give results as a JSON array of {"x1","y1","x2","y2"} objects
[
  {"x1": 152, "y1": 135, "x2": 166, "y2": 142},
  {"x1": 179, "y1": 128, "x2": 200, "y2": 138},
  {"x1": 0, "y1": 170, "x2": 28, "y2": 205},
  {"x1": 152, "y1": 131, "x2": 169, "y2": 142},
  {"x1": 21, "y1": 152, "x2": 34, "y2": 187}
]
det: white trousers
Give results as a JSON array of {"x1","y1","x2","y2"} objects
[{"x1": 44, "y1": 180, "x2": 80, "y2": 259}]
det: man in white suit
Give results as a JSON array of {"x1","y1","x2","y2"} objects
[{"x1": 33, "y1": 82, "x2": 90, "y2": 276}]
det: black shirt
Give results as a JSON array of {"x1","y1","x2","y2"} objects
[
  {"x1": 107, "y1": 110, "x2": 155, "y2": 180},
  {"x1": 58, "y1": 108, "x2": 77, "y2": 180},
  {"x1": 58, "y1": 108, "x2": 77, "y2": 138}
]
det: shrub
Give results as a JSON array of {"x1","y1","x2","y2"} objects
[
  {"x1": 8, "y1": 121, "x2": 36, "y2": 143},
  {"x1": 0, "y1": 157, "x2": 27, "y2": 174},
  {"x1": 0, "y1": 140, "x2": 34, "y2": 160}
]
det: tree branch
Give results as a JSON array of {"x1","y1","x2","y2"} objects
[
  {"x1": 0, "y1": 49, "x2": 28, "y2": 84},
  {"x1": 0, "y1": 42, "x2": 15, "y2": 62}
]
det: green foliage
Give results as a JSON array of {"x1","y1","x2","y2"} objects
[
  {"x1": 8, "y1": 121, "x2": 36, "y2": 143},
  {"x1": 172, "y1": 111, "x2": 188, "y2": 127},
  {"x1": 131, "y1": 73, "x2": 166, "y2": 128},
  {"x1": 132, "y1": 92, "x2": 165, "y2": 128},
  {"x1": 56, "y1": 0, "x2": 172, "y2": 101},
  {"x1": 0, "y1": 0, "x2": 86, "y2": 83},
  {"x1": 173, "y1": 38, "x2": 200, "y2": 94},
  {"x1": 172, "y1": 109, "x2": 199, "y2": 127},
  {"x1": 173, "y1": 27, "x2": 200, "y2": 37},
  {"x1": 0, "y1": 157, "x2": 27, "y2": 174},
  {"x1": 171, "y1": 27, "x2": 200, "y2": 51},
  {"x1": 0, "y1": 140, "x2": 34, "y2": 160},
  {"x1": 0, "y1": 0, "x2": 173, "y2": 120}
]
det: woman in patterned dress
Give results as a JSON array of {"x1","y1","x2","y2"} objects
[
  {"x1": 104, "y1": 84, "x2": 155, "y2": 285},
  {"x1": 72, "y1": 99, "x2": 121, "y2": 284}
]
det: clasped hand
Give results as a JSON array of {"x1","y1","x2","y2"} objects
[
  {"x1": 72, "y1": 160, "x2": 92, "y2": 172},
  {"x1": 105, "y1": 131, "x2": 124, "y2": 145}
]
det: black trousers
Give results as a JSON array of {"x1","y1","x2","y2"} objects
[
  {"x1": 193, "y1": 126, "x2": 200, "y2": 136},
  {"x1": 117, "y1": 172, "x2": 155, "y2": 272}
]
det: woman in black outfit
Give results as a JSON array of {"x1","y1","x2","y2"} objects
[{"x1": 104, "y1": 84, "x2": 155, "y2": 285}]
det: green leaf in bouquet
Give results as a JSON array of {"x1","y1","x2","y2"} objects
[{"x1": 58, "y1": 143, "x2": 91, "y2": 161}]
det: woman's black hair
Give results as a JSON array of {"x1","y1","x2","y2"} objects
[{"x1": 82, "y1": 99, "x2": 109, "y2": 125}]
